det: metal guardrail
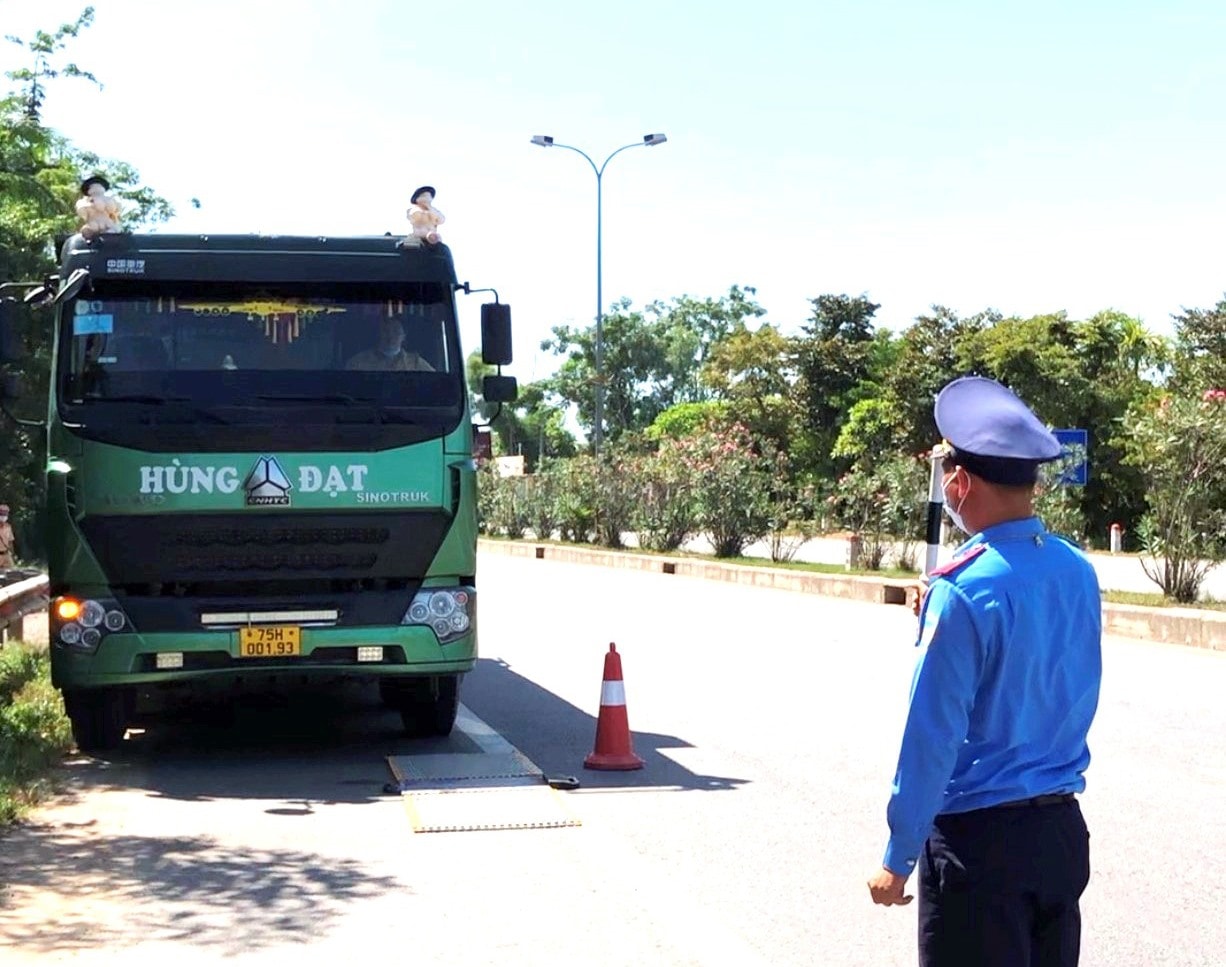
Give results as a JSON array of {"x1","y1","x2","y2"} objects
[{"x1": 0, "y1": 570, "x2": 49, "y2": 644}]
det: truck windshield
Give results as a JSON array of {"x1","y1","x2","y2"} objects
[{"x1": 59, "y1": 282, "x2": 462, "y2": 413}]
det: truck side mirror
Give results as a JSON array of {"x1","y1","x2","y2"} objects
[
  {"x1": 480, "y1": 303, "x2": 513, "y2": 366},
  {"x1": 0, "y1": 299, "x2": 25, "y2": 363},
  {"x1": 483, "y1": 374, "x2": 518, "y2": 404}
]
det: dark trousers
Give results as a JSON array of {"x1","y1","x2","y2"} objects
[{"x1": 918, "y1": 799, "x2": 1090, "y2": 967}]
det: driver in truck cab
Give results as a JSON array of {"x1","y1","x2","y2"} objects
[{"x1": 345, "y1": 318, "x2": 435, "y2": 372}]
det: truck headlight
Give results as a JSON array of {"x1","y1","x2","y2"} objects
[
  {"x1": 53, "y1": 596, "x2": 130, "y2": 653},
  {"x1": 80, "y1": 600, "x2": 106, "y2": 628},
  {"x1": 402, "y1": 587, "x2": 474, "y2": 644}
]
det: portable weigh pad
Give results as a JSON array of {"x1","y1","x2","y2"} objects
[{"x1": 386, "y1": 709, "x2": 581, "y2": 832}]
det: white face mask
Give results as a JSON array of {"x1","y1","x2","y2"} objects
[{"x1": 942, "y1": 470, "x2": 970, "y2": 536}]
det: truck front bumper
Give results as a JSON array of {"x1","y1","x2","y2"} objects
[{"x1": 50, "y1": 625, "x2": 476, "y2": 689}]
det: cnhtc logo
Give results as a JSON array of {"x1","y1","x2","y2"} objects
[{"x1": 242, "y1": 455, "x2": 292, "y2": 507}]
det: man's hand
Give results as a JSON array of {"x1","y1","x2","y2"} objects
[
  {"x1": 907, "y1": 575, "x2": 931, "y2": 617},
  {"x1": 867, "y1": 867, "x2": 913, "y2": 906}
]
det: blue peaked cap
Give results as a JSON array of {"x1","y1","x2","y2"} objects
[{"x1": 934, "y1": 376, "x2": 1062, "y2": 485}]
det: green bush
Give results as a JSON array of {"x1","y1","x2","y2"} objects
[
  {"x1": 832, "y1": 455, "x2": 928, "y2": 570},
  {"x1": 1035, "y1": 480, "x2": 1089, "y2": 546},
  {"x1": 522, "y1": 466, "x2": 561, "y2": 541},
  {"x1": 668, "y1": 422, "x2": 773, "y2": 558},
  {"x1": 0, "y1": 642, "x2": 73, "y2": 825},
  {"x1": 633, "y1": 447, "x2": 699, "y2": 552},
  {"x1": 476, "y1": 464, "x2": 531, "y2": 538},
  {"x1": 0, "y1": 643, "x2": 43, "y2": 706},
  {"x1": 1122, "y1": 391, "x2": 1226, "y2": 602},
  {"x1": 476, "y1": 461, "x2": 499, "y2": 534},
  {"x1": 554, "y1": 456, "x2": 599, "y2": 544},
  {"x1": 765, "y1": 457, "x2": 820, "y2": 564},
  {"x1": 493, "y1": 476, "x2": 531, "y2": 539},
  {"x1": 593, "y1": 452, "x2": 639, "y2": 549}
]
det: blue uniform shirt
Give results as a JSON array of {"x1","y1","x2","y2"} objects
[{"x1": 883, "y1": 516, "x2": 1102, "y2": 876}]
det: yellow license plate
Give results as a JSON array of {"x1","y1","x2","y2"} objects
[{"x1": 238, "y1": 626, "x2": 301, "y2": 658}]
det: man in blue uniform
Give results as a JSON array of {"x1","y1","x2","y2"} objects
[{"x1": 867, "y1": 376, "x2": 1103, "y2": 967}]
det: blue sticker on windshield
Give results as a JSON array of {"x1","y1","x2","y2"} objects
[{"x1": 73, "y1": 314, "x2": 114, "y2": 335}]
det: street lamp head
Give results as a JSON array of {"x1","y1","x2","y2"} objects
[
  {"x1": 643, "y1": 133, "x2": 668, "y2": 146},
  {"x1": 531, "y1": 135, "x2": 554, "y2": 147}
]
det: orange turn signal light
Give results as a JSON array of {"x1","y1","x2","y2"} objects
[{"x1": 55, "y1": 598, "x2": 82, "y2": 622}]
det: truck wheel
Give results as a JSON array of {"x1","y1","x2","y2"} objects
[
  {"x1": 389, "y1": 675, "x2": 459, "y2": 738},
  {"x1": 63, "y1": 688, "x2": 131, "y2": 754}
]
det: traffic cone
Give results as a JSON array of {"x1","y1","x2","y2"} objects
[{"x1": 584, "y1": 643, "x2": 645, "y2": 770}]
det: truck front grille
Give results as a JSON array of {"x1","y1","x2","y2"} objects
[{"x1": 79, "y1": 511, "x2": 449, "y2": 586}]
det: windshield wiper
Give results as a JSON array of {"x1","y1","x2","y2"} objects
[
  {"x1": 254, "y1": 393, "x2": 374, "y2": 404},
  {"x1": 91, "y1": 393, "x2": 191, "y2": 404},
  {"x1": 253, "y1": 394, "x2": 428, "y2": 425},
  {"x1": 82, "y1": 395, "x2": 230, "y2": 424},
  {"x1": 243, "y1": 394, "x2": 439, "y2": 428}
]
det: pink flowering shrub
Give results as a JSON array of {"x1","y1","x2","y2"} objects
[
  {"x1": 663, "y1": 422, "x2": 773, "y2": 557},
  {"x1": 633, "y1": 444, "x2": 700, "y2": 552},
  {"x1": 1122, "y1": 391, "x2": 1226, "y2": 602}
]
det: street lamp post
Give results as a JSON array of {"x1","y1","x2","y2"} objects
[{"x1": 531, "y1": 132, "x2": 668, "y2": 457}]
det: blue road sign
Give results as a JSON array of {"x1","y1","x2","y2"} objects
[{"x1": 1052, "y1": 428, "x2": 1089, "y2": 486}]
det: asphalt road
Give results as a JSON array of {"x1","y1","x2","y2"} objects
[{"x1": 1, "y1": 553, "x2": 1223, "y2": 965}]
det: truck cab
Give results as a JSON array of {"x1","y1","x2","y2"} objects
[{"x1": 0, "y1": 231, "x2": 515, "y2": 751}]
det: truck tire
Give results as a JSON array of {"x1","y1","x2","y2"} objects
[
  {"x1": 63, "y1": 688, "x2": 131, "y2": 754},
  {"x1": 385, "y1": 675, "x2": 459, "y2": 738}
]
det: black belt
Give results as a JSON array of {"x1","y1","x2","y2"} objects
[{"x1": 995, "y1": 793, "x2": 1076, "y2": 809}]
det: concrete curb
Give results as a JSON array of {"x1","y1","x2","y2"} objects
[{"x1": 479, "y1": 539, "x2": 1226, "y2": 652}]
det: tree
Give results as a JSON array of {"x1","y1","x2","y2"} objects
[
  {"x1": 1121, "y1": 391, "x2": 1226, "y2": 602},
  {"x1": 837, "y1": 306, "x2": 1164, "y2": 548},
  {"x1": 466, "y1": 351, "x2": 575, "y2": 468},
  {"x1": 2, "y1": 7, "x2": 171, "y2": 279},
  {"x1": 1169, "y1": 296, "x2": 1226, "y2": 393},
  {"x1": 831, "y1": 397, "x2": 908, "y2": 467},
  {"x1": 959, "y1": 312, "x2": 1086, "y2": 425},
  {"x1": 541, "y1": 300, "x2": 668, "y2": 446},
  {"x1": 794, "y1": 293, "x2": 881, "y2": 478},
  {"x1": 541, "y1": 286, "x2": 765, "y2": 447},
  {"x1": 955, "y1": 311, "x2": 1166, "y2": 544},
  {"x1": 701, "y1": 319, "x2": 801, "y2": 458},
  {"x1": 879, "y1": 305, "x2": 993, "y2": 458},
  {"x1": 510, "y1": 381, "x2": 578, "y2": 467},
  {"x1": 645, "y1": 400, "x2": 730, "y2": 441},
  {"x1": 4, "y1": 7, "x2": 99, "y2": 122},
  {"x1": 1113, "y1": 297, "x2": 1226, "y2": 599},
  {"x1": 1066, "y1": 310, "x2": 1169, "y2": 545},
  {"x1": 656, "y1": 285, "x2": 765, "y2": 404},
  {"x1": 0, "y1": 8, "x2": 173, "y2": 562}
]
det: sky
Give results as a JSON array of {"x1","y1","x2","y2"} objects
[{"x1": 3, "y1": 0, "x2": 1225, "y2": 382}]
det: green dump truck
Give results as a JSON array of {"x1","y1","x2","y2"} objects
[{"x1": 0, "y1": 231, "x2": 516, "y2": 751}]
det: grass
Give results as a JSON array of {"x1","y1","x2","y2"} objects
[
  {"x1": 724, "y1": 555, "x2": 920, "y2": 580},
  {"x1": 1102, "y1": 589, "x2": 1226, "y2": 612},
  {"x1": 0, "y1": 640, "x2": 73, "y2": 826},
  {"x1": 482, "y1": 534, "x2": 1226, "y2": 612}
]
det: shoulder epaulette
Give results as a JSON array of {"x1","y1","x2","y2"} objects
[{"x1": 929, "y1": 543, "x2": 987, "y2": 578}]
